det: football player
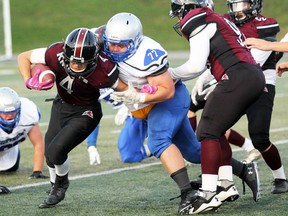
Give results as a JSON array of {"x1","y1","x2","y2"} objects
[
  {"x1": 104, "y1": 12, "x2": 202, "y2": 214},
  {"x1": 225, "y1": 0, "x2": 288, "y2": 194},
  {"x1": 0, "y1": 87, "x2": 47, "y2": 181},
  {"x1": 169, "y1": 0, "x2": 265, "y2": 213},
  {"x1": 18, "y1": 28, "x2": 120, "y2": 208}
]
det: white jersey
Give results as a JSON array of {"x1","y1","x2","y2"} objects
[
  {"x1": 117, "y1": 36, "x2": 168, "y2": 111},
  {"x1": 0, "y1": 97, "x2": 40, "y2": 171}
]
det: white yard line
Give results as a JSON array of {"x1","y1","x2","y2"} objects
[{"x1": 8, "y1": 135, "x2": 288, "y2": 192}]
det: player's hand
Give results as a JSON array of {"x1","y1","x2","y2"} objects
[
  {"x1": 114, "y1": 105, "x2": 129, "y2": 126},
  {"x1": 140, "y1": 84, "x2": 158, "y2": 94},
  {"x1": 25, "y1": 69, "x2": 54, "y2": 90},
  {"x1": 191, "y1": 70, "x2": 215, "y2": 105},
  {"x1": 0, "y1": 185, "x2": 11, "y2": 194},
  {"x1": 111, "y1": 81, "x2": 145, "y2": 104},
  {"x1": 29, "y1": 171, "x2": 49, "y2": 179},
  {"x1": 276, "y1": 62, "x2": 288, "y2": 77},
  {"x1": 202, "y1": 82, "x2": 216, "y2": 100},
  {"x1": 87, "y1": 146, "x2": 101, "y2": 165}
]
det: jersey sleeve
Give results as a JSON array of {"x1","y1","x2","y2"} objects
[{"x1": 255, "y1": 17, "x2": 280, "y2": 40}]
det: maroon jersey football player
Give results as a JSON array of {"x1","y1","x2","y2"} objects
[
  {"x1": 168, "y1": 0, "x2": 265, "y2": 214},
  {"x1": 225, "y1": 0, "x2": 288, "y2": 198},
  {"x1": 18, "y1": 28, "x2": 120, "y2": 208}
]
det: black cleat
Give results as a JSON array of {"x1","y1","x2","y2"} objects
[
  {"x1": 178, "y1": 189, "x2": 197, "y2": 214},
  {"x1": 39, "y1": 174, "x2": 69, "y2": 208},
  {"x1": 216, "y1": 183, "x2": 239, "y2": 202},
  {"x1": 240, "y1": 161, "x2": 261, "y2": 201},
  {"x1": 0, "y1": 185, "x2": 11, "y2": 194},
  {"x1": 271, "y1": 179, "x2": 288, "y2": 194}
]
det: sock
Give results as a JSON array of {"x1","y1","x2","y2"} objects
[
  {"x1": 241, "y1": 138, "x2": 255, "y2": 152},
  {"x1": 48, "y1": 166, "x2": 56, "y2": 184},
  {"x1": 171, "y1": 167, "x2": 191, "y2": 193},
  {"x1": 55, "y1": 158, "x2": 70, "y2": 177},
  {"x1": 227, "y1": 129, "x2": 245, "y2": 148},
  {"x1": 218, "y1": 165, "x2": 233, "y2": 182},
  {"x1": 272, "y1": 166, "x2": 286, "y2": 179},
  {"x1": 261, "y1": 144, "x2": 282, "y2": 171}
]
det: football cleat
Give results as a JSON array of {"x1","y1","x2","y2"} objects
[
  {"x1": 0, "y1": 185, "x2": 11, "y2": 194},
  {"x1": 216, "y1": 181, "x2": 239, "y2": 202},
  {"x1": 178, "y1": 189, "x2": 198, "y2": 214},
  {"x1": 39, "y1": 175, "x2": 69, "y2": 208},
  {"x1": 241, "y1": 161, "x2": 261, "y2": 201},
  {"x1": 190, "y1": 175, "x2": 202, "y2": 190},
  {"x1": 243, "y1": 149, "x2": 262, "y2": 163},
  {"x1": 189, "y1": 190, "x2": 222, "y2": 214},
  {"x1": 271, "y1": 179, "x2": 288, "y2": 194}
]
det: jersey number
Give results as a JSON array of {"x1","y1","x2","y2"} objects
[{"x1": 223, "y1": 18, "x2": 246, "y2": 48}]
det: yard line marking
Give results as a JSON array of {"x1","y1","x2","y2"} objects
[
  {"x1": 8, "y1": 162, "x2": 161, "y2": 191},
  {"x1": 8, "y1": 138, "x2": 288, "y2": 192}
]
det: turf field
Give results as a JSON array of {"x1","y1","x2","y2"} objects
[{"x1": 0, "y1": 57, "x2": 288, "y2": 216}]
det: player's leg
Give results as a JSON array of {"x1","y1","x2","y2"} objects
[
  {"x1": 247, "y1": 84, "x2": 288, "y2": 194},
  {"x1": 118, "y1": 117, "x2": 149, "y2": 163}
]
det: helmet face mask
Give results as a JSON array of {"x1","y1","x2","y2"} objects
[
  {"x1": 63, "y1": 28, "x2": 99, "y2": 78},
  {"x1": 170, "y1": 0, "x2": 210, "y2": 36},
  {"x1": 103, "y1": 13, "x2": 143, "y2": 63},
  {"x1": 0, "y1": 87, "x2": 21, "y2": 134},
  {"x1": 227, "y1": 0, "x2": 263, "y2": 25}
]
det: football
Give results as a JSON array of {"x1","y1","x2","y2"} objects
[{"x1": 31, "y1": 64, "x2": 55, "y2": 83}]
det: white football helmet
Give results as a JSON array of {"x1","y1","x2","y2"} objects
[
  {"x1": 103, "y1": 12, "x2": 143, "y2": 63},
  {"x1": 0, "y1": 87, "x2": 21, "y2": 134}
]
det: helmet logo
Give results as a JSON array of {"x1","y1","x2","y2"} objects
[{"x1": 73, "y1": 28, "x2": 89, "y2": 63}]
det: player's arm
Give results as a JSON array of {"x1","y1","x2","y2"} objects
[
  {"x1": 18, "y1": 48, "x2": 47, "y2": 82},
  {"x1": 168, "y1": 24, "x2": 215, "y2": 80},
  {"x1": 111, "y1": 70, "x2": 175, "y2": 105},
  {"x1": 27, "y1": 124, "x2": 47, "y2": 178},
  {"x1": 245, "y1": 38, "x2": 288, "y2": 52},
  {"x1": 144, "y1": 70, "x2": 175, "y2": 103}
]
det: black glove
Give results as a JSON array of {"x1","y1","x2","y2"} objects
[
  {"x1": 0, "y1": 185, "x2": 11, "y2": 194},
  {"x1": 29, "y1": 171, "x2": 49, "y2": 179}
]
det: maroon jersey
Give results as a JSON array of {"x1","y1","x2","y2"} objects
[
  {"x1": 180, "y1": 7, "x2": 256, "y2": 81},
  {"x1": 44, "y1": 42, "x2": 119, "y2": 105},
  {"x1": 223, "y1": 13, "x2": 281, "y2": 70}
]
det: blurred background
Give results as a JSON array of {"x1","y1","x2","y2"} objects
[{"x1": 1, "y1": 0, "x2": 288, "y2": 56}]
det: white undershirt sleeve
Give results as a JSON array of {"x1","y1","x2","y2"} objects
[
  {"x1": 169, "y1": 23, "x2": 217, "y2": 81},
  {"x1": 30, "y1": 48, "x2": 47, "y2": 64}
]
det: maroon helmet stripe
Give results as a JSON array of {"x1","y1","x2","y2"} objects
[{"x1": 74, "y1": 29, "x2": 87, "y2": 59}]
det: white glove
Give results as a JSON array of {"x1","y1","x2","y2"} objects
[
  {"x1": 110, "y1": 81, "x2": 145, "y2": 104},
  {"x1": 201, "y1": 79, "x2": 217, "y2": 100},
  {"x1": 114, "y1": 105, "x2": 130, "y2": 126},
  {"x1": 87, "y1": 146, "x2": 101, "y2": 165},
  {"x1": 191, "y1": 69, "x2": 215, "y2": 105}
]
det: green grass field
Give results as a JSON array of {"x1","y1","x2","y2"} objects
[
  {"x1": 0, "y1": 57, "x2": 288, "y2": 215},
  {"x1": 1, "y1": 0, "x2": 288, "y2": 215}
]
